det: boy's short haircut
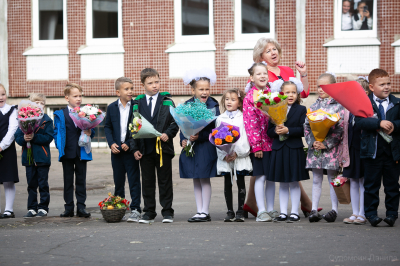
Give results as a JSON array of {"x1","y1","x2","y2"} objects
[
  {"x1": 368, "y1": 69, "x2": 389, "y2": 85},
  {"x1": 64, "y1": 83, "x2": 83, "y2": 96},
  {"x1": 140, "y1": 68, "x2": 159, "y2": 84},
  {"x1": 29, "y1": 93, "x2": 46, "y2": 103},
  {"x1": 115, "y1": 77, "x2": 133, "y2": 90}
]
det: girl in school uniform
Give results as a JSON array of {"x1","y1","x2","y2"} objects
[
  {"x1": 267, "y1": 78, "x2": 310, "y2": 223},
  {"x1": 215, "y1": 88, "x2": 252, "y2": 222},
  {"x1": 0, "y1": 83, "x2": 19, "y2": 218},
  {"x1": 243, "y1": 62, "x2": 276, "y2": 222},
  {"x1": 180, "y1": 68, "x2": 220, "y2": 223},
  {"x1": 304, "y1": 72, "x2": 345, "y2": 223}
]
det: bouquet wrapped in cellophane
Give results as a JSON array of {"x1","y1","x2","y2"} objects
[
  {"x1": 209, "y1": 122, "x2": 240, "y2": 156},
  {"x1": 17, "y1": 100, "x2": 44, "y2": 164}
]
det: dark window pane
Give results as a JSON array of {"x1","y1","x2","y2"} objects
[
  {"x1": 341, "y1": 0, "x2": 374, "y2": 31},
  {"x1": 39, "y1": 0, "x2": 63, "y2": 40},
  {"x1": 93, "y1": 0, "x2": 118, "y2": 38},
  {"x1": 241, "y1": 0, "x2": 270, "y2": 34},
  {"x1": 182, "y1": 0, "x2": 209, "y2": 36}
]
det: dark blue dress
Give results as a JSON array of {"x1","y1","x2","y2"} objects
[
  {"x1": 179, "y1": 97, "x2": 220, "y2": 179},
  {"x1": 343, "y1": 113, "x2": 364, "y2": 179}
]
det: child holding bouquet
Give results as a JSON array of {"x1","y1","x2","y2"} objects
[
  {"x1": 54, "y1": 83, "x2": 95, "y2": 218},
  {"x1": 215, "y1": 88, "x2": 252, "y2": 222},
  {"x1": 15, "y1": 93, "x2": 53, "y2": 218},
  {"x1": 267, "y1": 79, "x2": 309, "y2": 222},
  {"x1": 0, "y1": 83, "x2": 19, "y2": 219},
  {"x1": 179, "y1": 68, "x2": 220, "y2": 223},
  {"x1": 243, "y1": 62, "x2": 276, "y2": 222},
  {"x1": 304, "y1": 73, "x2": 345, "y2": 223}
]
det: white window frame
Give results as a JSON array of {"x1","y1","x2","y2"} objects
[
  {"x1": 174, "y1": 0, "x2": 214, "y2": 44},
  {"x1": 234, "y1": 0, "x2": 275, "y2": 42},
  {"x1": 334, "y1": 0, "x2": 378, "y2": 40},
  {"x1": 85, "y1": 0, "x2": 123, "y2": 47},
  {"x1": 31, "y1": 0, "x2": 68, "y2": 48}
]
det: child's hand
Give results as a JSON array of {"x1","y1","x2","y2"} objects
[
  {"x1": 160, "y1": 133, "x2": 169, "y2": 142},
  {"x1": 111, "y1": 143, "x2": 120, "y2": 154},
  {"x1": 319, "y1": 143, "x2": 326, "y2": 150},
  {"x1": 182, "y1": 140, "x2": 187, "y2": 148},
  {"x1": 24, "y1": 133, "x2": 34, "y2": 142},
  {"x1": 134, "y1": 151, "x2": 142, "y2": 160},
  {"x1": 224, "y1": 155, "x2": 230, "y2": 162},
  {"x1": 254, "y1": 151, "x2": 263, "y2": 158},
  {"x1": 275, "y1": 125, "x2": 288, "y2": 135},
  {"x1": 0, "y1": 147, "x2": 2, "y2": 152},
  {"x1": 121, "y1": 143, "x2": 129, "y2": 152},
  {"x1": 189, "y1": 133, "x2": 199, "y2": 142},
  {"x1": 83, "y1": 129, "x2": 91, "y2": 136},
  {"x1": 380, "y1": 120, "x2": 393, "y2": 132},
  {"x1": 228, "y1": 152, "x2": 238, "y2": 161},
  {"x1": 313, "y1": 141, "x2": 320, "y2": 150}
]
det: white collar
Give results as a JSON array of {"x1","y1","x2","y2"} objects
[
  {"x1": 146, "y1": 92, "x2": 159, "y2": 101},
  {"x1": 118, "y1": 99, "x2": 131, "y2": 107},
  {"x1": 222, "y1": 110, "x2": 242, "y2": 118},
  {"x1": 225, "y1": 110, "x2": 239, "y2": 119},
  {"x1": 0, "y1": 103, "x2": 12, "y2": 115},
  {"x1": 373, "y1": 94, "x2": 389, "y2": 103}
]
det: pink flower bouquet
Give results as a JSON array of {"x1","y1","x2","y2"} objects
[
  {"x1": 17, "y1": 100, "x2": 44, "y2": 164},
  {"x1": 69, "y1": 104, "x2": 105, "y2": 153}
]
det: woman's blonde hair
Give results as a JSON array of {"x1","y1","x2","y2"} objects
[
  {"x1": 253, "y1": 37, "x2": 282, "y2": 63},
  {"x1": 29, "y1": 93, "x2": 46, "y2": 104}
]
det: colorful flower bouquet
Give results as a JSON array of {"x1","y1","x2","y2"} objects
[
  {"x1": 129, "y1": 114, "x2": 142, "y2": 134},
  {"x1": 209, "y1": 122, "x2": 240, "y2": 156},
  {"x1": 306, "y1": 109, "x2": 341, "y2": 156},
  {"x1": 170, "y1": 98, "x2": 217, "y2": 157},
  {"x1": 17, "y1": 100, "x2": 44, "y2": 164},
  {"x1": 330, "y1": 174, "x2": 351, "y2": 204},
  {"x1": 99, "y1": 192, "x2": 130, "y2": 223},
  {"x1": 254, "y1": 88, "x2": 289, "y2": 141},
  {"x1": 69, "y1": 104, "x2": 105, "y2": 154}
]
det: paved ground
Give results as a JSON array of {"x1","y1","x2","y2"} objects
[{"x1": 0, "y1": 149, "x2": 399, "y2": 266}]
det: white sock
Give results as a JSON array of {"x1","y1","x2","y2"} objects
[
  {"x1": 350, "y1": 178, "x2": 360, "y2": 217},
  {"x1": 200, "y1": 178, "x2": 211, "y2": 215},
  {"x1": 193, "y1": 179, "x2": 202, "y2": 217},
  {"x1": 311, "y1": 169, "x2": 323, "y2": 211},
  {"x1": 279, "y1": 183, "x2": 289, "y2": 215},
  {"x1": 358, "y1": 177, "x2": 365, "y2": 218},
  {"x1": 327, "y1": 170, "x2": 339, "y2": 214},
  {"x1": 289, "y1": 182, "x2": 300, "y2": 215},
  {"x1": 4, "y1": 182, "x2": 16, "y2": 213},
  {"x1": 265, "y1": 180, "x2": 275, "y2": 212},
  {"x1": 254, "y1": 175, "x2": 266, "y2": 213}
]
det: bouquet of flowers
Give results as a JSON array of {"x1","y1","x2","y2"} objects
[
  {"x1": 306, "y1": 109, "x2": 341, "y2": 156},
  {"x1": 209, "y1": 122, "x2": 241, "y2": 156},
  {"x1": 17, "y1": 100, "x2": 44, "y2": 164},
  {"x1": 330, "y1": 173, "x2": 351, "y2": 204},
  {"x1": 129, "y1": 114, "x2": 142, "y2": 134},
  {"x1": 170, "y1": 98, "x2": 217, "y2": 157},
  {"x1": 320, "y1": 81, "x2": 392, "y2": 143},
  {"x1": 69, "y1": 104, "x2": 105, "y2": 154},
  {"x1": 98, "y1": 192, "x2": 130, "y2": 210}
]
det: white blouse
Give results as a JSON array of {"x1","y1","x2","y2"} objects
[
  {"x1": 352, "y1": 13, "x2": 372, "y2": 30},
  {"x1": 341, "y1": 13, "x2": 353, "y2": 30},
  {"x1": 0, "y1": 104, "x2": 18, "y2": 151}
]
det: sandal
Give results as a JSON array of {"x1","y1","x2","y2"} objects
[
  {"x1": 323, "y1": 210, "x2": 338, "y2": 223},
  {"x1": 343, "y1": 214, "x2": 357, "y2": 224},
  {"x1": 353, "y1": 215, "x2": 367, "y2": 225},
  {"x1": 274, "y1": 213, "x2": 287, "y2": 222},
  {"x1": 286, "y1": 213, "x2": 301, "y2": 223},
  {"x1": 309, "y1": 210, "x2": 322, "y2": 223}
]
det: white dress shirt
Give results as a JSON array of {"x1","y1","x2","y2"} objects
[
  {"x1": 146, "y1": 92, "x2": 159, "y2": 117},
  {"x1": 352, "y1": 13, "x2": 372, "y2": 30},
  {"x1": 341, "y1": 13, "x2": 353, "y2": 30},
  {"x1": 0, "y1": 104, "x2": 18, "y2": 151},
  {"x1": 118, "y1": 99, "x2": 131, "y2": 143},
  {"x1": 67, "y1": 106, "x2": 78, "y2": 127},
  {"x1": 373, "y1": 94, "x2": 389, "y2": 114}
]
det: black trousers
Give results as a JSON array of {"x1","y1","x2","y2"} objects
[
  {"x1": 224, "y1": 173, "x2": 246, "y2": 213},
  {"x1": 111, "y1": 151, "x2": 141, "y2": 211},
  {"x1": 61, "y1": 157, "x2": 87, "y2": 211},
  {"x1": 25, "y1": 165, "x2": 50, "y2": 212},
  {"x1": 363, "y1": 153, "x2": 400, "y2": 218},
  {"x1": 140, "y1": 149, "x2": 174, "y2": 218}
]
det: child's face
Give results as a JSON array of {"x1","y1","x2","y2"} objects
[
  {"x1": 65, "y1": 88, "x2": 82, "y2": 108},
  {"x1": 250, "y1": 66, "x2": 269, "y2": 89},
  {"x1": 142, "y1": 76, "x2": 160, "y2": 96},
  {"x1": 116, "y1": 82, "x2": 134, "y2": 103},
  {"x1": 369, "y1": 76, "x2": 391, "y2": 100},
  {"x1": 192, "y1": 80, "x2": 210, "y2": 103},
  {"x1": 0, "y1": 87, "x2": 7, "y2": 108},
  {"x1": 316, "y1": 77, "x2": 331, "y2": 99},
  {"x1": 224, "y1": 92, "x2": 240, "y2": 112},
  {"x1": 34, "y1": 100, "x2": 45, "y2": 109},
  {"x1": 282, "y1": 84, "x2": 298, "y2": 105}
]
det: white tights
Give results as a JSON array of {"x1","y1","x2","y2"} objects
[
  {"x1": 311, "y1": 169, "x2": 338, "y2": 213},
  {"x1": 279, "y1": 182, "x2": 300, "y2": 216},
  {"x1": 1, "y1": 182, "x2": 16, "y2": 214},
  {"x1": 254, "y1": 175, "x2": 275, "y2": 213},
  {"x1": 193, "y1": 178, "x2": 211, "y2": 217},
  {"x1": 349, "y1": 178, "x2": 365, "y2": 219}
]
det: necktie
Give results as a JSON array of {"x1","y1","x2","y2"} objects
[
  {"x1": 148, "y1": 97, "x2": 153, "y2": 117},
  {"x1": 377, "y1": 99, "x2": 386, "y2": 120}
]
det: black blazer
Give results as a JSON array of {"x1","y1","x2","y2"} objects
[
  {"x1": 267, "y1": 103, "x2": 307, "y2": 150},
  {"x1": 104, "y1": 99, "x2": 134, "y2": 151}
]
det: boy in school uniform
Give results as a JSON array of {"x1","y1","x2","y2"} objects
[
  {"x1": 355, "y1": 69, "x2": 400, "y2": 227},
  {"x1": 131, "y1": 68, "x2": 179, "y2": 224},
  {"x1": 104, "y1": 77, "x2": 141, "y2": 222},
  {"x1": 15, "y1": 93, "x2": 54, "y2": 218},
  {"x1": 54, "y1": 83, "x2": 95, "y2": 218}
]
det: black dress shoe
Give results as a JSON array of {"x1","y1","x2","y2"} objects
[
  {"x1": 367, "y1": 215, "x2": 383, "y2": 227},
  {"x1": 196, "y1": 213, "x2": 211, "y2": 222},
  {"x1": 60, "y1": 210, "x2": 74, "y2": 217},
  {"x1": 188, "y1": 213, "x2": 201, "y2": 223},
  {"x1": 1, "y1": 211, "x2": 15, "y2": 219},
  {"x1": 383, "y1": 215, "x2": 397, "y2": 227},
  {"x1": 77, "y1": 209, "x2": 91, "y2": 218}
]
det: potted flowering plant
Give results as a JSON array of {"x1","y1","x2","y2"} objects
[{"x1": 99, "y1": 192, "x2": 130, "y2": 223}]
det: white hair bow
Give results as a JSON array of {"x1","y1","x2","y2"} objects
[
  {"x1": 247, "y1": 61, "x2": 268, "y2": 70},
  {"x1": 183, "y1": 67, "x2": 217, "y2": 86},
  {"x1": 325, "y1": 71, "x2": 337, "y2": 79},
  {"x1": 288, "y1": 77, "x2": 304, "y2": 93},
  {"x1": 269, "y1": 79, "x2": 284, "y2": 93},
  {"x1": 357, "y1": 76, "x2": 369, "y2": 82},
  {"x1": 244, "y1": 82, "x2": 252, "y2": 93}
]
